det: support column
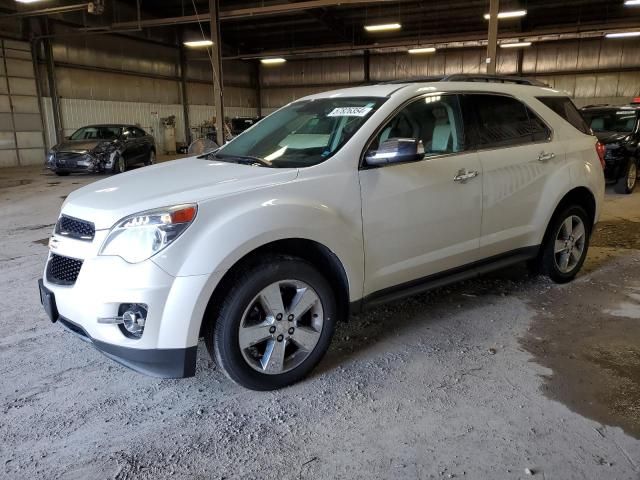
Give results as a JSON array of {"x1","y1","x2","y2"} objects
[
  {"x1": 486, "y1": 0, "x2": 499, "y2": 75},
  {"x1": 255, "y1": 60, "x2": 262, "y2": 118},
  {"x1": 40, "y1": 19, "x2": 63, "y2": 144},
  {"x1": 364, "y1": 49, "x2": 371, "y2": 83},
  {"x1": 179, "y1": 42, "x2": 192, "y2": 146},
  {"x1": 209, "y1": 0, "x2": 225, "y2": 146}
]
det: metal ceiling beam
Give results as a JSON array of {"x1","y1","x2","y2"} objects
[
  {"x1": 0, "y1": 3, "x2": 93, "y2": 19},
  {"x1": 219, "y1": 22, "x2": 640, "y2": 60},
  {"x1": 110, "y1": 0, "x2": 401, "y2": 29}
]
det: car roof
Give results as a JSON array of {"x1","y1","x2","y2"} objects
[
  {"x1": 301, "y1": 80, "x2": 567, "y2": 102},
  {"x1": 78, "y1": 124, "x2": 136, "y2": 129},
  {"x1": 581, "y1": 105, "x2": 640, "y2": 112}
]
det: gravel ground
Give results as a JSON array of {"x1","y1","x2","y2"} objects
[{"x1": 1, "y1": 165, "x2": 640, "y2": 480}]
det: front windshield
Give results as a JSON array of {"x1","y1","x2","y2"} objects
[
  {"x1": 212, "y1": 97, "x2": 386, "y2": 168},
  {"x1": 70, "y1": 126, "x2": 121, "y2": 141},
  {"x1": 582, "y1": 110, "x2": 638, "y2": 133}
]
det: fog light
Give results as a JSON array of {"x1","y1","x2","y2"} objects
[{"x1": 118, "y1": 303, "x2": 147, "y2": 338}]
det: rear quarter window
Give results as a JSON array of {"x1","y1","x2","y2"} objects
[{"x1": 536, "y1": 96, "x2": 591, "y2": 135}]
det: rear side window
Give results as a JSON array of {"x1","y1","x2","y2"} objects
[
  {"x1": 536, "y1": 96, "x2": 591, "y2": 135},
  {"x1": 465, "y1": 94, "x2": 551, "y2": 148}
]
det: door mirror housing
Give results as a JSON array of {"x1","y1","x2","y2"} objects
[{"x1": 365, "y1": 138, "x2": 425, "y2": 166}]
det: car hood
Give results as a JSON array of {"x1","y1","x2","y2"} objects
[
  {"x1": 54, "y1": 139, "x2": 109, "y2": 153},
  {"x1": 594, "y1": 132, "x2": 629, "y2": 144},
  {"x1": 62, "y1": 157, "x2": 299, "y2": 230}
]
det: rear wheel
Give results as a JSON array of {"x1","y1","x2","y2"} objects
[
  {"x1": 538, "y1": 205, "x2": 591, "y2": 283},
  {"x1": 614, "y1": 158, "x2": 637, "y2": 194},
  {"x1": 206, "y1": 255, "x2": 337, "y2": 390}
]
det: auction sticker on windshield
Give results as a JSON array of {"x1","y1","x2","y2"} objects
[{"x1": 327, "y1": 107, "x2": 373, "y2": 117}]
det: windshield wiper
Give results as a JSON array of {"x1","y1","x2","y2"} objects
[{"x1": 211, "y1": 153, "x2": 272, "y2": 167}]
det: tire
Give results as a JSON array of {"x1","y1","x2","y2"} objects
[
  {"x1": 206, "y1": 255, "x2": 337, "y2": 390},
  {"x1": 538, "y1": 205, "x2": 591, "y2": 283},
  {"x1": 112, "y1": 153, "x2": 126, "y2": 174},
  {"x1": 55, "y1": 171, "x2": 70, "y2": 176},
  {"x1": 144, "y1": 149, "x2": 155, "y2": 166},
  {"x1": 614, "y1": 158, "x2": 637, "y2": 194}
]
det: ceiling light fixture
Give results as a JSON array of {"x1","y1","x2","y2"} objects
[
  {"x1": 408, "y1": 47, "x2": 436, "y2": 54},
  {"x1": 605, "y1": 31, "x2": 640, "y2": 38},
  {"x1": 15, "y1": 0, "x2": 47, "y2": 3},
  {"x1": 260, "y1": 58, "x2": 287, "y2": 65},
  {"x1": 364, "y1": 23, "x2": 402, "y2": 32},
  {"x1": 500, "y1": 41, "x2": 532, "y2": 48},
  {"x1": 624, "y1": 0, "x2": 640, "y2": 5},
  {"x1": 183, "y1": 40, "x2": 213, "y2": 48},
  {"x1": 484, "y1": 10, "x2": 527, "y2": 20}
]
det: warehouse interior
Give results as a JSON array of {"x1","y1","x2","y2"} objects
[{"x1": 2, "y1": 1, "x2": 640, "y2": 478}]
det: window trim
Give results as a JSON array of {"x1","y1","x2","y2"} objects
[
  {"x1": 359, "y1": 91, "x2": 554, "y2": 170},
  {"x1": 462, "y1": 92, "x2": 554, "y2": 152},
  {"x1": 359, "y1": 92, "x2": 469, "y2": 170}
]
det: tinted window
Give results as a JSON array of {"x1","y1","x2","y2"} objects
[
  {"x1": 537, "y1": 96, "x2": 591, "y2": 134},
  {"x1": 368, "y1": 94, "x2": 465, "y2": 157},
  {"x1": 580, "y1": 109, "x2": 638, "y2": 134},
  {"x1": 467, "y1": 94, "x2": 550, "y2": 148},
  {"x1": 133, "y1": 127, "x2": 146, "y2": 138},
  {"x1": 70, "y1": 126, "x2": 121, "y2": 140}
]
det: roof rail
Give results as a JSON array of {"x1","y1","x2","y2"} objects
[
  {"x1": 380, "y1": 74, "x2": 547, "y2": 87},
  {"x1": 443, "y1": 74, "x2": 547, "y2": 86}
]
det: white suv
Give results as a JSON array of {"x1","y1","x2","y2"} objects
[{"x1": 39, "y1": 76, "x2": 605, "y2": 390}]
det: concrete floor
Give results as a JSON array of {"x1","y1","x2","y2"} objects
[{"x1": 1, "y1": 162, "x2": 640, "y2": 479}]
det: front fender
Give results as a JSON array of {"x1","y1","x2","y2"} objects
[{"x1": 152, "y1": 176, "x2": 364, "y2": 302}]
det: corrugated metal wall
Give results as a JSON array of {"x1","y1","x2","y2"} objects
[
  {"x1": 0, "y1": 39, "x2": 45, "y2": 167},
  {"x1": 260, "y1": 37, "x2": 640, "y2": 111}
]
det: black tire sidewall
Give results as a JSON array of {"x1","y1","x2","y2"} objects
[
  {"x1": 212, "y1": 257, "x2": 337, "y2": 390},
  {"x1": 541, "y1": 205, "x2": 591, "y2": 283},
  {"x1": 112, "y1": 153, "x2": 124, "y2": 174},
  {"x1": 615, "y1": 158, "x2": 636, "y2": 194}
]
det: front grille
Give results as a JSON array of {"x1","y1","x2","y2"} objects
[
  {"x1": 55, "y1": 152, "x2": 85, "y2": 168},
  {"x1": 56, "y1": 215, "x2": 95, "y2": 241},
  {"x1": 46, "y1": 254, "x2": 83, "y2": 286}
]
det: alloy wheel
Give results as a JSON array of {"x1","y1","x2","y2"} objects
[
  {"x1": 554, "y1": 215, "x2": 586, "y2": 273},
  {"x1": 238, "y1": 280, "x2": 324, "y2": 375},
  {"x1": 627, "y1": 163, "x2": 637, "y2": 191}
]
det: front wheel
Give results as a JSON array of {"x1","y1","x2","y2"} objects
[
  {"x1": 538, "y1": 205, "x2": 591, "y2": 283},
  {"x1": 206, "y1": 256, "x2": 337, "y2": 390},
  {"x1": 144, "y1": 149, "x2": 155, "y2": 166},
  {"x1": 112, "y1": 153, "x2": 126, "y2": 174},
  {"x1": 614, "y1": 158, "x2": 637, "y2": 194}
]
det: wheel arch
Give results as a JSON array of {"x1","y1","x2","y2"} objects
[
  {"x1": 540, "y1": 186, "x2": 597, "y2": 250},
  {"x1": 199, "y1": 238, "x2": 351, "y2": 338}
]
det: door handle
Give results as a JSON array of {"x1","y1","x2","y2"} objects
[
  {"x1": 453, "y1": 169, "x2": 479, "y2": 183},
  {"x1": 538, "y1": 151, "x2": 555, "y2": 162}
]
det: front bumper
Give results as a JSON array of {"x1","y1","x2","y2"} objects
[{"x1": 39, "y1": 279, "x2": 197, "y2": 378}]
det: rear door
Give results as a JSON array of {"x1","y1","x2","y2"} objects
[
  {"x1": 359, "y1": 93, "x2": 484, "y2": 296},
  {"x1": 464, "y1": 93, "x2": 556, "y2": 258}
]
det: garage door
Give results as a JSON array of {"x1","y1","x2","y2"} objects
[{"x1": 0, "y1": 39, "x2": 45, "y2": 167}]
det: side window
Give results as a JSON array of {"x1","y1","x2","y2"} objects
[
  {"x1": 536, "y1": 96, "x2": 591, "y2": 135},
  {"x1": 134, "y1": 127, "x2": 146, "y2": 138},
  {"x1": 467, "y1": 94, "x2": 550, "y2": 148},
  {"x1": 369, "y1": 94, "x2": 465, "y2": 157}
]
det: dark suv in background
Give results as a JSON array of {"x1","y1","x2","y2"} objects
[{"x1": 581, "y1": 105, "x2": 640, "y2": 194}]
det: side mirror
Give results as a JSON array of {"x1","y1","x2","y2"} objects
[{"x1": 365, "y1": 138, "x2": 425, "y2": 166}]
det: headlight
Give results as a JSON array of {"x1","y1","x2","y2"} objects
[
  {"x1": 99, "y1": 204, "x2": 197, "y2": 263},
  {"x1": 47, "y1": 151, "x2": 55, "y2": 162}
]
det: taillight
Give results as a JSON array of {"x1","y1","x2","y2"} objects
[{"x1": 595, "y1": 141, "x2": 606, "y2": 169}]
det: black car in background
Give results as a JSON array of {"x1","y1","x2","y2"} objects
[
  {"x1": 46, "y1": 124, "x2": 156, "y2": 176},
  {"x1": 580, "y1": 105, "x2": 640, "y2": 194}
]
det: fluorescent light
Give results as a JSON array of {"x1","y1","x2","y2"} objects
[
  {"x1": 408, "y1": 47, "x2": 436, "y2": 54},
  {"x1": 15, "y1": 0, "x2": 46, "y2": 3},
  {"x1": 624, "y1": 0, "x2": 640, "y2": 5},
  {"x1": 260, "y1": 58, "x2": 286, "y2": 65},
  {"x1": 364, "y1": 23, "x2": 401, "y2": 32},
  {"x1": 606, "y1": 31, "x2": 640, "y2": 38},
  {"x1": 500, "y1": 41, "x2": 532, "y2": 48},
  {"x1": 484, "y1": 10, "x2": 527, "y2": 20},
  {"x1": 183, "y1": 40, "x2": 213, "y2": 47}
]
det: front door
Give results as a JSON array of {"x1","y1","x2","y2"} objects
[{"x1": 359, "y1": 93, "x2": 483, "y2": 297}]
